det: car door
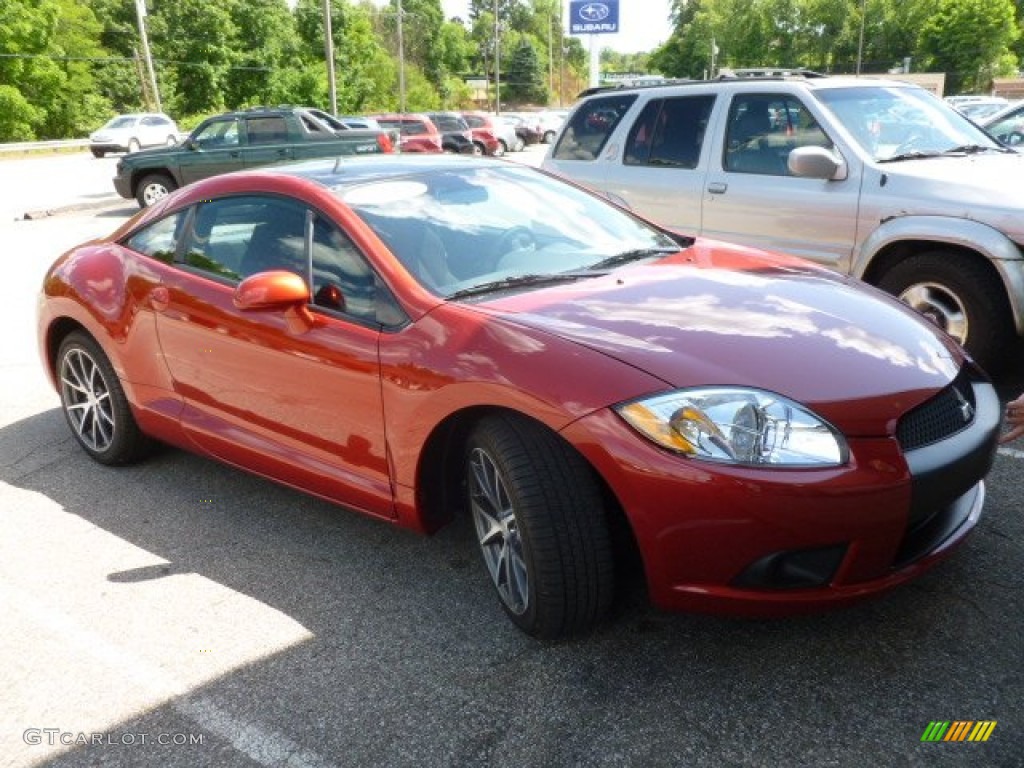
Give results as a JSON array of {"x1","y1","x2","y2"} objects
[
  {"x1": 178, "y1": 117, "x2": 245, "y2": 185},
  {"x1": 600, "y1": 94, "x2": 717, "y2": 235},
  {"x1": 151, "y1": 194, "x2": 394, "y2": 519},
  {"x1": 700, "y1": 92, "x2": 861, "y2": 268},
  {"x1": 241, "y1": 115, "x2": 295, "y2": 169}
]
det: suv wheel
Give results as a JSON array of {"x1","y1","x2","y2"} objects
[
  {"x1": 877, "y1": 251, "x2": 1011, "y2": 372},
  {"x1": 135, "y1": 173, "x2": 177, "y2": 208}
]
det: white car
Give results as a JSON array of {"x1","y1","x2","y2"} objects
[{"x1": 88, "y1": 113, "x2": 180, "y2": 158}]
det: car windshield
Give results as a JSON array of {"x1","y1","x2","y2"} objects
[
  {"x1": 105, "y1": 116, "x2": 138, "y2": 129},
  {"x1": 336, "y1": 165, "x2": 681, "y2": 297},
  {"x1": 815, "y1": 85, "x2": 1002, "y2": 161}
]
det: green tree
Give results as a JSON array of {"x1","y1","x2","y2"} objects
[
  {"x1": 85, "y1": 0, "x2": 150, "y2": 113},
  {"x1": 152, "y1": 0, "x2": 239, "y2": 116},
  {"x1": 919, "y1": 0, "x2": 1019, "y2": 92},
  {"x1": 505, "y1": 39, "x2": 547, "y2": 103},
  {"x1": 0, "y1": 84, "x2": 41, "y2": 141},
  {"x1": 226, "y1": 0, "x2": 303, "y2": 109}
]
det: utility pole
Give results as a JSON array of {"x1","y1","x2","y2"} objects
[
  {"x1": 322, "y1": 0, "x2": 337, "y2": 114},
  {"x1": 494, "y1": 0, "x2": 501, "y2": 114},
  {"x1": 856, "y1": 0, "x2": 866, "y2": 75},
  {"x1": 398, "y1": 0, "x2": 406, "y2": 112},
  {"x1": 134, "y1": 0, "x2": 161, "y2": 112}
]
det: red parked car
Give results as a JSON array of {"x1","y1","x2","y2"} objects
[
  {"x1": 37, "y1": 156, "x2": 999, "y2": 639},
  {"x1": 369, "y1": 113, "x2": 443, "y2": 153},
  {"x1": 461, "y1": 111, "x2": 504, "y2": 156}
]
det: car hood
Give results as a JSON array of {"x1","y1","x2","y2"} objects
[
  {"x1": 120, "y1": 144, "x2": 180, "y2": 162},
  {"x1": 874, "y1": 152, "x2": 1024, "y2": 240},
  {"x1": 476, "y1": 241, "x2": 964, "y2": 436}
]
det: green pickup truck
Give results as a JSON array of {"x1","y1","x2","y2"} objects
[{"x1": 113, "y1": 106, "x2": 395, "y2": 207}]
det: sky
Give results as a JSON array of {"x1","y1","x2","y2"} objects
[{"x1": 440, "y1": 1, "x2": 675, "y2": 54}]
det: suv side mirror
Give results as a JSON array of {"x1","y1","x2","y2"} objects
[{"x1": 788, "y1": 145, "x2": 845, "y2": 180}]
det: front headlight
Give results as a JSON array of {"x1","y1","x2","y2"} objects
[{"x1": 615, "y1": 388, "x2": 848, "y2": 467}]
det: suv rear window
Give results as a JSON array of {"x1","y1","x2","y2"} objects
[
  {"x1": 552, "y1": 94, "x2": 637, "y2": 161},
  {"x1": 624, "y1": 95, "x2": 715, "y2": 168}
]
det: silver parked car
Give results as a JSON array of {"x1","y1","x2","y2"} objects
[
  {"x1": 88, "y1": 112, "x2": 180, "y2": 158},
  {"x1": 543, "y1": 75, "x2": 1024, "y2": 372},
  {"x1": 981, "y1": 100, "x2": 1024, "y2": 147}
]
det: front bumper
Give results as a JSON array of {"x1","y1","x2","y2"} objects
[
  {"x1": 560, "y1": 373, "x2": 1000, "y2": 617},
  {"x1": 112, "y1": 170, "x2": 132, "y2": 199}
]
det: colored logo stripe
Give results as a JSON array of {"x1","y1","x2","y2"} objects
[
  {"x1": 921, "y1": 721, "x2": 996, "y2": 742},
  {"x1": 969, "y1": 721, "x2": 997, "y2": 742}
]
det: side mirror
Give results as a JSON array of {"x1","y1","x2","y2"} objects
[
  {"x1": 234, "y1": 270, "x2": 309, "y2": 310},
  {"x1": 788, "y1": 145, "x2": 846, "y2": 180},
  {"x1": 186, "y1": 138, "x2": 199, "y2": 151},
  {"x1": 234, "y1": 270, "x2": 315, "y2": 333}
]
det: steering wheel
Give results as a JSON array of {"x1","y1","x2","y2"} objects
[{"x1": 492, "y1": 226, "x2": 536, "y2": 266}]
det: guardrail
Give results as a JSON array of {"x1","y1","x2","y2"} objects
[{"x1": 0, "y1": 139, "x2": 89, "y2": 155}]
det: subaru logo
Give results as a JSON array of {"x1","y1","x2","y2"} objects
[
  {"x1": 953, "y1": 387, "x2": 974, "y2": 424},
  {"x1": 580, "y1": 3, "x2": 610, "y2": 22}
]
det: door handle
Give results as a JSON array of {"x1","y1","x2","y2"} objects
[
  {"x1": 150, "y1": 286, "x2": 170, "y2": 311},
  {"x1": 708, "y1": 182, "x2": 728, "y2": 194}
]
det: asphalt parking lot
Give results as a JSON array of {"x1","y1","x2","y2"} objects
[{"x1": 1, "y1": 150, "x2": 1022, "y2": 767}]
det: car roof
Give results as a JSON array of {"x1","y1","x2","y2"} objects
[
  {"x1": 575, "y1": 74, "x2": 923, "y2": 101},
  {"x1": 259, "y1": 155, "x2": 516, "y2": 189}
]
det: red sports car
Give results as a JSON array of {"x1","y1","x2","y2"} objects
[{"x1": 37, "y1": 156, "x2": 1000, "y2": 638}]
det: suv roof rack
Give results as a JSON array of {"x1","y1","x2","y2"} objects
[
  {"x1": 576, "y1": 78, "x2": 694, "y2": 99},
  {"x1": 718, "y1": 67, "x2": 828, "y2": 79}
]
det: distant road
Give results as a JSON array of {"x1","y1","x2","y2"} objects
[{"x1": 1, "y1": 144, "x2": 548, "y2": 223}]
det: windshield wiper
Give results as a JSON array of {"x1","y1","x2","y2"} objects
[
  {"x1": 877, "y1": 150, "x2": 941, "y2": 163},
  {"x1": 587, "y1": 246, "x2": 680, "y2": 271},
  {"x1": 942, "y1": 143, "x2": 1012, "y2": 155},
  {"x1": 447, "y1": 272, "x2": 590, "y2": 300}
]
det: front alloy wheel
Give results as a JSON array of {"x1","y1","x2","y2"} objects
[
  {"x1": 470, "y1": 446, "x2": 529, "y2": 615},
  {"x1": 465, "y1": 415, "x2": 614, "y2": 639}
]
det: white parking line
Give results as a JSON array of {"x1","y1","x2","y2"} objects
[{"x1": 2, "y1": 577, "x2": 334, "y2": 768}]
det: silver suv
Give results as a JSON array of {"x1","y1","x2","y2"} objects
[{"x1": 542, "y1": 75, "x2": 1024, "y2": 372}]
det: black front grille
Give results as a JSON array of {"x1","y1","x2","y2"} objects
[{"x1": 896, "y1": 368, "x2": 976, "y2": 451}]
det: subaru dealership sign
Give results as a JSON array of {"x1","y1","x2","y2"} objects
[{"x1": 569, "y1": 1, "x2": 619, "y2": 35}]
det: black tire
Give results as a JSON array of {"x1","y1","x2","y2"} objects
[
  {"x1": 542, "y1": 130, "x2": 556, "y2": 144},
  {"x1": 91, "y1": 148, "x2": 104, "y2": 159},
  {"x1": 56, "y1": 332, "x2": 154, "y2": 465},
  {"x1": 465, "y1": 414, "x2": 614, "y2": 639},
  {"x1": 135, "y1": 172, "x2": 176, "y2": 208},
  {"x1": 876, "y1": 251, "x2": 1011, "y2": 373},
  {"x1": 494, "y1": 140, "x2": 507, "y2": 157}
]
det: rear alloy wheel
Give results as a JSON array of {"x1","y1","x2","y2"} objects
[
  {"x1": 135, "y1": 172, "x2": 176, "y2": 207},
  {"x1": 127, "y1": 138, "x2": 141, "y2": 153},
  {"x1": 57, "y1": 332, "x2": 153, "y2": 465},
  {"x1": 876, "y1": 251, "x2": 1011, "y2": 373},
  {"x1": 494, "y1": 140, "x2": 507, "y2": 157},
  {"x1": 466, "y1": 414, "x2": 614, "y2": 639}
]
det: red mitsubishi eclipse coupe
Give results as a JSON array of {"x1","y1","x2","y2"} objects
[{"x1": 37, "y1": 156, "x2": 1000, "y2": 638}]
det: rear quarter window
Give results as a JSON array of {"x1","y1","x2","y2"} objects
[{"x1": 552, "y1": 94, "x2": 638, "y2": 161}]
